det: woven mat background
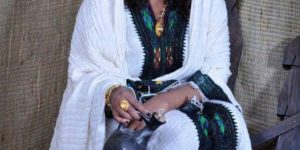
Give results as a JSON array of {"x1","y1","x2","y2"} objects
[
  {"x1": 0, "y1": 0, "x2": 82, "y2": 149},
  {"x1": 236, "y1": 0, "x2": 300, "y2": 135}
]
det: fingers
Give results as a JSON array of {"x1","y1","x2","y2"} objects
[
  {"x1": 127, "y1": 105, "x2": 141, "y2": 120},
  {"x1": 112, "y1": 96, "x2": 140, "y2": 121},
  {"x1": 128, "y1": 120, "x2": 146, "y2": 131},
  {"x1": 114, "y1": 104, "x2": 141, "y2": 124},
  {"x1": 136, "y1": 121, "x2": 146, "y2": 131},
  {"x1": 110, "y1": 86, "x2": 149, "y2": 126},
  {"x1": 111, "y1": 98, "x2": 140, "y2": 124},
  {"x1": 115, "y1": 107, "x2": 133, "y2": 121},
  {"x1": 111, "y1": 98, "x2": 132, "y2": 121},
  {"x1": 119, "y1": 89, "x2": 148, "y2": 119},
  {"x1": 112, "y1": 111, "x2": 130, "y2": 125},
  {"x1": 127, "y1": 94, "x2": 149, "y2": 114}
]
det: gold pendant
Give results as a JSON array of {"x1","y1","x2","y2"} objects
[{"x1": 155, "y1": 21, "x2": 164, "y2": 37}]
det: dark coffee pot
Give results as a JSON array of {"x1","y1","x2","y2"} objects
[{"x1": 103, "y1": 112, "x2": 166, "y2": 150}]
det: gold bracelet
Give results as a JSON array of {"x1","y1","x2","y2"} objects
[{"x1": 105, "y1": 84, "x2": 121, "y2": 107}]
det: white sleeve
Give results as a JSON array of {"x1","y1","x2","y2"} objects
[
  {"x1": 200, "y1": 0, "x2": 241, "y2": 110},
  {"x1": 201, "y1": 0, "x2": 231, "y2": 83},
  {"x1": 50, "y1": 0, "x2": 128, "y2": 149}
]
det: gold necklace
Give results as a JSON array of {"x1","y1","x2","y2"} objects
[{"x1": 155, "y1": 4, "x2": 167, "y2": 37}]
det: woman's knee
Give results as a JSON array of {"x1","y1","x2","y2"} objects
[{"x1": 147, "y1": 110, "x2": 199, "y2": 150}]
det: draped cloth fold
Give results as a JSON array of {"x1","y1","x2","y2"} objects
[{"x1": 50, "y1": 0, "x2": 251, "y2": 149}]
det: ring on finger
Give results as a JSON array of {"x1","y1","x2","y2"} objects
[{"x1": 120, "y1": 99, "x2": 130, "y2": 112}]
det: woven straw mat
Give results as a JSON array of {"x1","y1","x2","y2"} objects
[
  {"x1": 0, "y1": 0, "x2": 82, "y2": 149},
  {"x1": 236, "y1": 0, "x2": 300, "y2": 135}
]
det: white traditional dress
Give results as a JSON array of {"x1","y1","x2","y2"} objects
[{"x1": 50, "y1": 0, "x2": 252, "y2": 149}]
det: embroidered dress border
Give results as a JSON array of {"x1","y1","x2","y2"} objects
[{"x1": 128, "y1": 4, "x2": 189, "y2": 80}]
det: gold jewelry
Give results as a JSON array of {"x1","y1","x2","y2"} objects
[
  {"x1": 119, "y1": 99, "x2": 130, "y2": 112},
  {"x1": 155, "y1": 4, "x2": 167, "y2": 37},
  {"x1": 105, "y1": 85, "x2": 121, "y2": 107},
  {"x1": 155, "y1": 80, "x2": 163, "y2": 85}
]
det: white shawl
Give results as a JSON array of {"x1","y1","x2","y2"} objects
[{"x1": 50, "y1": 0, "x2": 250, "y2": 149}]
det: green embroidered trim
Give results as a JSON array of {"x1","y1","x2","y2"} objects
[
  {"x1": 199, "y1": 115, "x2": 209, "y2": 137},
  {"x1": 128, "y1": 4, "x2": 188, "y2": 80},
  {"x1": 214, "y1": 113, "x2": 226, "y2": 135},
  {"x1": 187, "y1": 71, "x2": 231, "y2": 103},
  {"x1": 168, "y1": 11, "x2": 176, "y2": 30},
  {"x1": 141, "y1": 9, "x2": 153, "y2": 31},
  {"x1": 193, "y1": 103, "x2": 238, "y2": 150}
]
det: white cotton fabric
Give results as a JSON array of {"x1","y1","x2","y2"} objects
[
  {"x1": 105, "y1": 111, "x2": 199, "y2": 150},
  {"x1": 50, "y1": 0, "x2": 251, "y2": 149}
]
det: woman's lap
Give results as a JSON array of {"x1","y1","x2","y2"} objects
[
  {"x1": 147, "y1": 110, "x2": 199, "y2": 150},
  {"x1": 104, "y1": 101, "x2": 251, "y2": 150},
  {"x1": 105, "y1": 110, "x2": 199, "y2": 150}
]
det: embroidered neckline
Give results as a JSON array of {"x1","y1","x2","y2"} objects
[{"x1": 128, "y1": 4, "x2": 189, "y2": 80}]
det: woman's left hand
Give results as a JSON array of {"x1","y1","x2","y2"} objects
[{"x1": 127, "y1": 94, "x2": 164, "y2": 131}]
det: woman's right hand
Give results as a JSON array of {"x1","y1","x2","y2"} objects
[{"x1": 109, "y1": 86, "x2": 149, "y2": 126}]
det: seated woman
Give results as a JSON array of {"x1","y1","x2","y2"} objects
[{"x1": 50, "y1": 0, "x2": 251, "y2": 149}]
